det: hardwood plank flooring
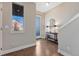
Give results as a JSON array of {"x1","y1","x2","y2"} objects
[{"x1": 4, "y1": 39, "x2": 63, "y2": 56}]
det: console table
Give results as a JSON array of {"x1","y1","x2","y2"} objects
[{"x1": 46, "y1": 32, "x2": 58, "y2": 44}]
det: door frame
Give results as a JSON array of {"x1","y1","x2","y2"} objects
[
  {"x1": 35, "y1": 15, "x2": 41, "y2": 39},
  {"x1": 0, "y1": 3, "x2": 2, "y2": 54}
]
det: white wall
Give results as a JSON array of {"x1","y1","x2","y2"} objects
[
  {"x1": 58, "y1": 15, "x2": 79, "y2": 56},
  {"x1": 2, "y1": 2, "x2": 36, "y2": 51}
]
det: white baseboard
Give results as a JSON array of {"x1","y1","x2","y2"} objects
[
  {"x1": 58, "y1": 49, "x2": 71, "y2": 56},
  {"x1": 0, "y1": 50, "x2": 2, "y2": 55},
  {"x1": 1, "y1": 43, "x2": 36, "y2": 55}
]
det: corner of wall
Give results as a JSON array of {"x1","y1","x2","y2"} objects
[{"x1": 58, "y1": 49, "x2": 71, "y2": 56}]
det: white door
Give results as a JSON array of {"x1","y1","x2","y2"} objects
[{"x1": 0, "y1": 3, "x2": 2, "y2": 51}]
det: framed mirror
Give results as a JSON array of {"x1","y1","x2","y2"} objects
[{"x1": 50, "y1": 18, "x2": 55, "y2": 33}]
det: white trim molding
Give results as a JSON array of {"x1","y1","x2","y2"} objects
[
  {"x1": 1, "y1": 43, "x2": 36, "y2": 55},
  {"x1": 60, "y1": 13, "x2": 79, "y2": 29},
  {"x1": 0, "y1": 50, "x2": 2, "y2": 55},
  {"x1": 58, "y1": 49, "x2": 71, "y2": 56}
]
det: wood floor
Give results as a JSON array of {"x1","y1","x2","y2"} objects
[{"x1": 4, "y1": 39, "x2": 63, "y2": 56}]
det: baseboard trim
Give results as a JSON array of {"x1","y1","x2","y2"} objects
[
  {"x1": 0, "y1": 50, "x2": 2, "y2": 55},
  {"x1": 1, "y1": 43, "x2": 36, "y2": 55},
  {"x1": 58, "y1": 49, "x2": 71, "y2": 56}
]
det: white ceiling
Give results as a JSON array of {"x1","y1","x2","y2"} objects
[{"x1": 36, "y1": 2, "x2": 62, "y2": 13}]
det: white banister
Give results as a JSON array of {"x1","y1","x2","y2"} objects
[{"x1": 59, "y1": 13, "x2": 79, "y2": 29}]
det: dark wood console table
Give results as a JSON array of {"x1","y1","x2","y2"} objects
[{"x1": 46, "y1": 32, "x2": 58, "y2": 44}]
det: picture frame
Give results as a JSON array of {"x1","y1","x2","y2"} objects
[{"x1": 11, "y1": 3, "x2": 24, "y2": 33}]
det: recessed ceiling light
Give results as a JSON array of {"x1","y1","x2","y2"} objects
[{"x1": 46, "y1": 3, "x2": 49, "y2": 6}]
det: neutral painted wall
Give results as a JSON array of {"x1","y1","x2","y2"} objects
[
  {"x1": 2, "y1": 2, "x2": 36, "y2": 50},
  {"x1": 58, "y1": 16, "x2": 79, "y2": 56},
  {"x1": 45, "y1": 2, "x2": 79, "y2": 27},
  {"x1": 45, "y1": 2, "x2": 79, "y2": 55},
  {"x1": 36, "y1": 11, "x2": 45, "y2": 38}
]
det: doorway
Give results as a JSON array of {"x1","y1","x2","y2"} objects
[{"x1": 35, "y1": 15, "x2": 41, "y2": 39}]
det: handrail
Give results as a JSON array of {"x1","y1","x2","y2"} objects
[{"x1": 59, "y1": 13, "x2": 79, "y2": 29}]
